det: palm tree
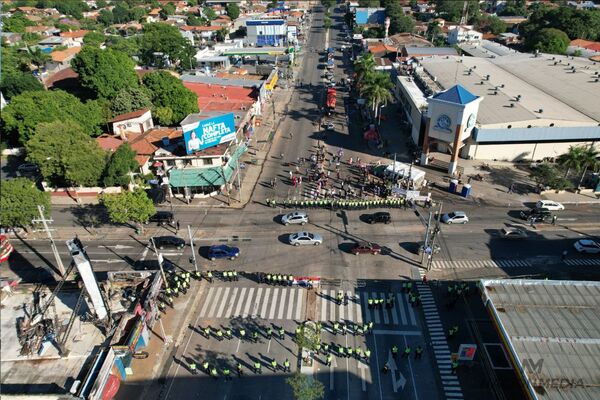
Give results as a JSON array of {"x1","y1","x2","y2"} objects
[
  {"x1": 558, "y1": 146, "x2": 586, "y2": 177},
  {"x1": 353, "y1": 53, "x2": 376, "y2": 90},
  {"x1": 362, "y1": 72, "x2": 393, "y2": 124},
  {"x1": 577, "y1": 146, "x2": 600, "y2": 187},
  {"x1": 27, "y1": 46, "x2": 50, "y2": 71}
]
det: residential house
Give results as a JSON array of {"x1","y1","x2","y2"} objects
[
  {"x1": 110, "y1": 109, "x2": 155, "y2": 137},
  {"x1": 567, "y1": 0, "x2": 599, "y2": 9},
  {"x1": 50, "y1": 47, "x2": 82, "y2": 70},
  {"x1": 355, "y1": 8, "x2": 386, "y2": 26},
  {"x1": 180, "y1": 25, "x2": 222, "y2": 44},
  {"x1": 59, "y1": 30, "x2": 89, "y2": 47},
  {"x1": 0, "y1": 32, "x2": 22, "y2": 45},
  {"x1": 387, "y1": 33, "x2": 433, "y2": 48},
  {"x1": 37, "y1": 36, "x2": 68, "y2": 49},
  {"x1": 401, "y1": 46, "x2": 459, "y2": 60},
  {"x1": 447, "y1": 26, "x2": 483, "y2": 45},
  {"x1": 568, "y1": 39, "x2": 600, "y2": 57},
  {"x1": 25, "y1": 25, "x2": 60, "y2": 36},
  {"x1": 211, "y1": 15, "x2": 233, "y2": 29},
  {"x1": 146, "y1": 8, "x2": 161, "y2": 23}
]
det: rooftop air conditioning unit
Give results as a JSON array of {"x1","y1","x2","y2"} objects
[
  {"x1": 538, "y1": 108, "x2": 543, "y2": 113},
  {"x1": 510, "y1": 103, "x2": 515, "y2": 108}
]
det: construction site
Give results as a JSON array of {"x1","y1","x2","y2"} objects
[{"x1": 0, "y1": 238, "x2": 170, "y2": 399}]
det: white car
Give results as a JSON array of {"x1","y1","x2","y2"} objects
[
  {"x1": 536, "y1": 200, "x2": 564, "y2": 211},
  {"x1": 574, "y1": 239, "x2": 600, "y2": 254},
  {"x1": 289, "y1": 232, "x2": 323, "y2": 246},
  {"x1": 282, "y1": 212, "x2": 309, "y2": 226},
  {"x1": 441, "y1": 211, "x2": 469, "y2": 224}
]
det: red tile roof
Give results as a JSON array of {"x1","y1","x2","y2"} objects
[
  {"x1": 51, "y1": 47, "x2": 81, "y2": 63},
  {"x1": 110, "y1": 109, "x2": 150, "y2": 123},
  {"x1": 59, "y1": 29, "x2": 89, "y2": 38},
  {"x1": 183, "y1": 82, "x2": 257, "y2": 101},
  {"x1": 570, "y1": 39, "x2": 600, "y2": 52},
  {"x1": 44, "y1": 67, "x2": 79, "y2": 88},
  {"x1": 96, "y1": 134, "x2": 124, "y2": 152},
  {"x1": 180, "y1": 25, "x2": 222, "y2": 32}
]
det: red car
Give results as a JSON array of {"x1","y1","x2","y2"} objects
[{"x1": 351, "y1": 242, "x2": 381, "y2": 255}]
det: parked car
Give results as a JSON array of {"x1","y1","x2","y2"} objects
[
  {"x1": 282, "y1": 211, "x2": 309, "y2": 226},
  {"x1": 574, "y1": 239, "x2": 600, "y2": 254},
  {"x1": 536, "y1": 200, "x2": 564, "y2": 211},
  {"x1": 289, "y1": 232, "x2": 323, "y2": 246},
  {"x1": 365, "y1": 212, "x2": 391, "y2": 224},
  {"x1": 133, "y1": 259, "x2": 175, "y2": 272},
  {"x1": 325, "y1": 122, "x2": 335, "y2": 130},
  {"x1": 153, "y1": 236, "x2": 185, "y2": 250},
  {"x1": 441, "y1": 211, "x2": 469, "y2": 224},
  {"x1": 519, "y1": 209, "x2": 552, "y2": 223},
  {"x1": 17, "y1": 163, "x2": 39, "y2": 176},
  {"x1": 500, "y1": 228, "x2": 527, "y2": 239},
  {"x1": 208, "y1": 244, "x2": 240, "y2": 260},
  {"x1": 351, "y1": 241, "x2": 381, "y2": 255},
  {"x1": 148, "y1": 211, "x2": 175, "y2": 226}
]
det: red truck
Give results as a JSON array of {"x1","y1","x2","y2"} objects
[{"x1": 326, "y1": 87, "x2": 336, "y2": 114}]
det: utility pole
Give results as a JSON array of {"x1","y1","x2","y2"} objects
[
  {"x1": 421, "y1": 211, "x2": 433, "y2": 265},
  {"x1": 32, "y1": 205, "x2": 66, "y2": 277},
  {"x1": 150, "y1": 237, "x2": 170, "y2": 292},
  {"x1": 427, "y1": 201, "x2": 443, "y2": 271},
  {"x1": 187, "y1": 225, "x2": 198, "y2": 272}
]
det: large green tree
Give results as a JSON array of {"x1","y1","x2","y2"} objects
[
  {"x1": 106, "y1": 36, "x2": 141, "y2": 58},
  {"x1": 226, "y1": 3, "x2": 240, "y2": 20},
  {"x1": 522, "y1": 5, "x2": 600, "y2": 43},
  {"x1": 1, "y1": 90, "x2": 104, "y2": 144},
  {"x1": 431, "y1": 0, "x2": 479, "y2": 23},
  {"x1": 362, "y1": 72, "x2": 393, "y2": 123},
  {"x1": 139, "y1": 23, "x2": 196, "y2": 69},
  {"x1": 71, "y1": 46, "x2": 139, "y2": 99},
  {"x1": 286, "y1": 372, "x2": 325, "y2": 400},
  {"x1": 474, "y1": 14, "x2": 507, "y2": 35},
  {"x1": 143, "y1": 71, "x2": 198, "y2": 125},
  {"x1": 83, "y1": 31, "x2": 106, "y2": 47},
  {"x1": 103, "y1": 143, "x2": 139, "y2": 187},
  {"x1": 25, "y1": 121, "x2": 107, "y2": 187},
  {"x1": 498, "y1": 0, "x2": 526, "y2": 16},
  {"x1": 110, "y1": 86, "x2": 153, "y2": 115},
  {"x1": 2, "y1": 12, "x2": 35, "y2": 33},
  {"x1": 0, "y1": 178, "x2": 51, "y2": 230},
  {"x1": 202, "y1": 6, "x2": 217, "y2": 21},
  {"x1": 0, "y1": 74, "x2": 44, "y2": 101},
  {"x1": 101, "y1": 189, "x2": 156, "y2": 232},
  {"x1": 383, "y1": 0, "x2": 414, "y2": 34},
  {"x1": 528, "y1": 28, "x2": 570, "y2": 54}
]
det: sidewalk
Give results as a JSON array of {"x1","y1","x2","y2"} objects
[{"x1": 115, "y1": 278, "x2": 206, "y2": 400}]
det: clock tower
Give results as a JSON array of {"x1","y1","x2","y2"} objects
[{"x1": 420, "y1": 85, "x2": 483, "y2": 175}]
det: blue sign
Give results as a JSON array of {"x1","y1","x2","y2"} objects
[{"x1": 183, "y1": 113, "x2": 236, "y2": 154}]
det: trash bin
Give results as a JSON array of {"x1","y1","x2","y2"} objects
[
  {"x1": 461, "y1": 184, "x2": 472, "y2": 198},
  {"x1": 449, "y1": 179, "x2": 459, "y2": 193}
]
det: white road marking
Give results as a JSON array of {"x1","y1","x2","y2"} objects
[
  {"x1": 215, "y1": 287, "x2": 230, "y2": 318},
  {"x1": 260, "y1": 288, "x2": 270, "y2": 318},
  {"x1": 226, "y1": 288, "x2": 239, "y2": 318},
  {"x1": 207, "y1": 287, "x2": 224, "y2": 318},
  {"x1": 233, "y1": 288, "x2": 247, "y2": 317},
  {"x1": 242, "y1": 288, "x2": 255, "y2": 318},
  {"x1": 198, "y1": 287, "x2": 215, "y2": 317},
  {"x1": 268, "y1": 289, "x2": 279, "y2": 320}
]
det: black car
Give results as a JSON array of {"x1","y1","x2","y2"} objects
[
  {"x1": 519, "y1": 208, "x2": 552, "y2": 223},
  {"x1": 365, "y1": 212, "x2": 391, "y2": 224},
  {"x1": 133, "y1": 259, "x2": 175, "y2": 272},
  {"x1": 148, "y1": 211, "x2": 175, "y2": 226},
  {"x1": 153, "y1": 236, "x2": 185, "y2": 250}
]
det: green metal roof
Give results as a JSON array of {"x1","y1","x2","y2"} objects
[{"x1": 168, "y1": 145, "x2": 247, "y2": 188}]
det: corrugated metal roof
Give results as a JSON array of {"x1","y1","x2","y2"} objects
[{"x1": 481, "y1": 279, "x2": 600, "y2": 400}]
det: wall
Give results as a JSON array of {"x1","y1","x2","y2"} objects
[{"x1": 465, "y1": 140, "x2": 600, "y2": 161}]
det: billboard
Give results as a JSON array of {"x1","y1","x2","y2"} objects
[{"x1": 183, "y1": 113, "x2": 236, "y2": 154}]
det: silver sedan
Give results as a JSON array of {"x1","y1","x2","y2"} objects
[{"x1": 288, "y1": 232, "x2": 323, "y2": 246}]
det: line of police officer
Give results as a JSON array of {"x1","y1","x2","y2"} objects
[{"x1": 265, "y1": 197, "x2": 415, "y2": 210}]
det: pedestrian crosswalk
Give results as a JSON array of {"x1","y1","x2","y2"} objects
[
  {"x1": 564, "y1": 258, "x2": 600, "y2": 266},
  {"x1": 416, "y1": 282, "x2": 463, "y2": 400},
  {"x1": 198, "y1": 286, "x2": 305, "y2": 321},
  {"x1": 197, "y1": 286, "x2": 418, "y2": 326},
  {"x1": 318, "y1": 290, "x2": 418, "y2": 327},
  {"x1": 431, "y1": 259, "x2": 532, "y2": 270}
]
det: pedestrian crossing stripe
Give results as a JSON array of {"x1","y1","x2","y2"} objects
[
  {"x1": 564, "y1": 258, "x2": 600, "y2": 266},
  {"x1": 197, "y1": 287, "x2": 418, "y2": 326},
  {"x1": 431, "y1": 259, "x2": 532, "y2": 269},
  {"x1": 416, "y1": 282, "x2": 464, "y2": 400}
]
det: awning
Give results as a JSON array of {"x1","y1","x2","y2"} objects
[{"x1": 168, "y1": 145, "x2": 247, "y2": 188}]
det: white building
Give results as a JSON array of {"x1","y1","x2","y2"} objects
[
  {"x1": 395, "y1": 53, "x2": 600, "y2": 172},
  {"x1": 110, "y1": 109, "x2": 154, "y2": 137},
  {"x1": 245, "y1": 19, "x2": 288, "y2": 46},
  {"x1": 447, "y1": 26, "x2": 483, "y2": 45}
]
